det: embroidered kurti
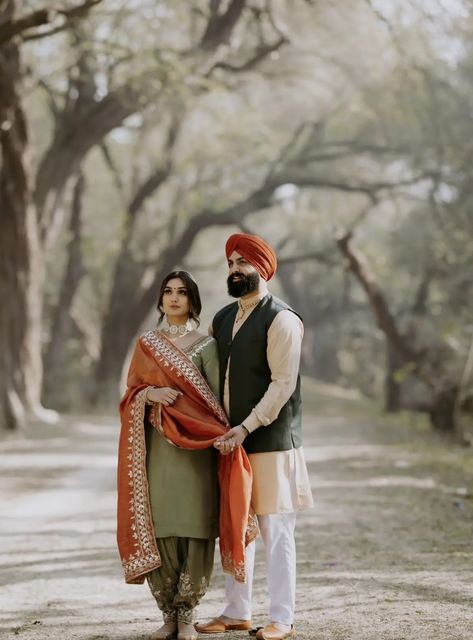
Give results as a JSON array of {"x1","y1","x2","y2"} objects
[
  {"x1": 146, "y1": 334, "x2": 220, "y2": 539},
  {"x1": 117, "y1": 329, "x2": 256, "y2": 585}
]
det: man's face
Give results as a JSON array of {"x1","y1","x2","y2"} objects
[{"x1": 227, "y1": 251, "x2": 260, "y2": 298}]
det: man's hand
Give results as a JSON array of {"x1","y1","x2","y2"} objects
[
  {"x1": 214, "y1": 425, "x2": 248, "y2": 455},
  {"x1": 146, "y1": 386, "x2": 182, "y2": 406}
]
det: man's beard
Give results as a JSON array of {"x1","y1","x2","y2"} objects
[{"x1": 227, "y1": 271, "x2": 260, "y2": 298}]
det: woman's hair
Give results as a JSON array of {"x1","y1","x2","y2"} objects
[{"x1": 157, "y1": 270, "x2": 201, "y2": 326}]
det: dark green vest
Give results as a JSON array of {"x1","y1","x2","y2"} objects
[{"x1": 212, "y1": 294, "x2": 302, "y2": 454}]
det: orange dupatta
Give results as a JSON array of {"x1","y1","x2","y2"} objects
[{"x1": 117, "y1": 330, "x2": 257, "y2": 584}]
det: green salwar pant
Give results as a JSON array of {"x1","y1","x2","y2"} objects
[{"x1": 147, "y1": 536, "x2": 215, "y2": 624}]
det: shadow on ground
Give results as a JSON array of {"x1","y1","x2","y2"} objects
[{"x1": 1, "y1": 385, "x2": 473, "y2": 640}]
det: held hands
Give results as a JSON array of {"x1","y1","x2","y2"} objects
[
  {"x1": 214, "y1": 425, "x2": 248, "y2": 455},
  {"x1": 146, "y1": 386, "x2": 182, "y2": 406}
]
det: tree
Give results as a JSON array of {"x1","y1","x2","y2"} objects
[
  {"x1": 0, "y1": 0, "x2": 102, "y2": 431},
  {"x1": 1, "y1": 0, "x2": 289, "y2": 428},
  {"x1": 336, "y1": 229, "x2": 470, "y2": 437}
]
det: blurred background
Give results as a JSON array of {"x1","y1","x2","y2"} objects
[{"x1": 1, "y1": 0, "x2": 473, "y2": 440}]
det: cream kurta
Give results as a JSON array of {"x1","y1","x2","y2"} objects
[{"x1": 221, "y1": 289, "x2": 313, "y2": 515}]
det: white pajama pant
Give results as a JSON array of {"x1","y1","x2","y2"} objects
[{"x1": 222, "y1": 512, "x2": 297, "y2": 626}]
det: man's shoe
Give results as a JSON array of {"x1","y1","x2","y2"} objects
[
  {"x1": 195, "y1": 616, "x2": 252, "y2": 634},
  {"x1": 255, "y1": 623, "x2": 296, "y2": 640}
]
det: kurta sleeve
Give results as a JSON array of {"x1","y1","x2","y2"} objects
[
  {"x1": 200, "y1": 338, "x2": 220, "y2": 399},
  {"x1": 240, "y1": 309, "x2": 303, "y2": 432}
]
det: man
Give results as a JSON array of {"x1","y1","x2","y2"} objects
[{"x1": 196, "y1": 233, "x2": 313, "y2": 640}]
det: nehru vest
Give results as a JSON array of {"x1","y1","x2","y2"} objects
[{"x1": 212, "y1": 294, "x2": 302, "y2": 455}]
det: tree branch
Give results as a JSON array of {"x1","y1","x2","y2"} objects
[
  {"x1": 126, "y1": 110, "x2": 184, "y2": 221},
  {"x1": 100, "y1": 141, "x2": 126, "y2": 199},
  {"x1": 336, "y1": 230, "x2": 422, "y2": 363},
  {"x1": 0, "y1": 0, "x2": 102, "y2": 46},
  {"x1": 127, "y1": 166, "x2": 173, "y2": 220},
  {"x1": 278, "y1": 250, "x2": 338, "y2": 267},
  {"x1": 57, "y1": 0, "x2": 102, "y2": 20},
  {"x1": 270, "y1": 171, "x2": 436, "y2": 201},
  {"x1": 0, "y1": 8, "x2": 50, "y2": 45},
  {"x1": 209, "y1": 34, "x2": 288, "y2": 74},
  {"x1": 200, "y1": 0, "x2": 246, "y2": 51}
]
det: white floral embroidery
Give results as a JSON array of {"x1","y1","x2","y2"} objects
[
  {"x1": 147, "y1": 570, "x2": 209, "y2": 623},
  {"x1": 186, "y1": 335, "x2": 214, "y2": 360},
  {"x1": 122, "y1": 388, "x2": 162, "y2": 583},
  {"x1": 221, "y1": 513, "x2": 259, "y2": 583},
  {"x1": 221, "y1": 552, "x2": 247, "y2": 583}
]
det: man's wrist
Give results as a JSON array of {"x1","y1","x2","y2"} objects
[
  {"x1": 240, "y1": 424, "x2": 249, "y2": 436},
  {"x1": 242, "y1": 411, "x2": 262, "y2": 432}
]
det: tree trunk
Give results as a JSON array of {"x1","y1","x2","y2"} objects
[
  {"x1": 89, "y1": 299, "x2": 148, "y2": 408},
  {"x1": 337, "y1": 231, "x2": 465, "y2": 436},
  {"x1": 0, "y1": 1, "x2": 43, "y2": 431},
  {"x1": 42, "y1": 172, "x2": 85, "y2": 408},
  {"x1": 384, "y1": 341, "x2": 404, "y2": 413},
  {"x1": 308, "y1": 321, "x2": 342, "y2": 382},
  {"x1": 90, "y1": 244, "x2": 184, "y2": 408},
  {"x1": 35, "y1": 86, "x2": 138, "y2": 248},
  {"x1": 276, "y1": 261, "x2": 341, "y2": 382},
  {"x1": 428, "y1": 386, "x2": 459, "y2": 433}
]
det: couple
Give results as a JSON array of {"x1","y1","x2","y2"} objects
[{"x1": 117, "y1": 233, "x2": 313, "y2": 640}]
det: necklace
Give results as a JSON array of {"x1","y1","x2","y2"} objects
[
  {"x1": 235, "y1": 298, "x2": 260, "y2": 322},
  {"x1": 161, "y1": 318, "x2": 193, "y2": 338},
  {"x1": 168, "y1": 324, "x2": 188, "y2": 335}
]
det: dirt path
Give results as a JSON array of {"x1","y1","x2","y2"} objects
[{"x1": 1, "y1": 389, "x2": 472, "y2": 640}]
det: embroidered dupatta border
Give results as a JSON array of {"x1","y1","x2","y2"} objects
[
  {"x1": 122, "y1": 330, "x2": 227, "y2": 583},
  {"x1": 121, "y1": 330, "x2": 255, "y2": 584},
  {"x1": 122, "y1": 388, "x2": 161, "y2": 584},
  {"x1": 221, "y1": 510, "x2": 259, "y2": 582},
  {"x1": 141, "y1": 330, "x2": 229, "y2": 426}
]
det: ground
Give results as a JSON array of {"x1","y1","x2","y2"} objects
[{"x1": 1, "y1": 382, "x2": 472, "y2": 640}]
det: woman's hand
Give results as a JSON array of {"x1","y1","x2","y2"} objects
[
  {"x1": 214, "y1": 425, "x2": 248, "y2": 455},
  {"x1": 146, "y1": 386, "x2": 182, "y2": 406}
]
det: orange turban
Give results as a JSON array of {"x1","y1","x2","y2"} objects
[{"x1": 225, "y1": 233, "x2": 277, "y2": 281}]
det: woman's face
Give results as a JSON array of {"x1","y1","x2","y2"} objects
[{"x1": 161, "y1": 277, "x2": 190, "y2": 324}]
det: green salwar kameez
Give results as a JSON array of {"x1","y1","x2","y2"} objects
[{"x1": 145, "y1": 333, "x2": 220, "y2": 624}]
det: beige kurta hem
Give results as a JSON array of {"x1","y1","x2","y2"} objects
[{"x1": 248, "y1": 447, "x2": 314, "y2": 515}]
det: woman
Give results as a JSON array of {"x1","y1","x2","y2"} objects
[{"x1": 117, "y1": 271, "x2": 257, "y2": 640}]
